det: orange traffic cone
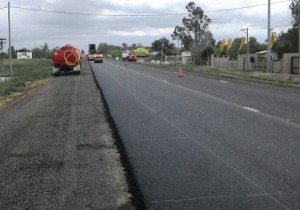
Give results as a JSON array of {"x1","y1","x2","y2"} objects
[{"x1": 178, "y1": 66, "x2": 183, "y2": 77}]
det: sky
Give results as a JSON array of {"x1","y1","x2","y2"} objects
[{"x1": 0, "y1": 0, "x2": 293, "y2": 53}]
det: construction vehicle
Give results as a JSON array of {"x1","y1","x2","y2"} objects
[
  {"x1": 52, "y1": 44, "x2": 81, "y2": 75},
  {"x1": 128, "y1": 52, "x2": 137, "y2": 61},
  {"x1": 122, "y1": 50, "x2": 130, "y2": 61},
  {"x1": 132, "y1": 48, "x2": 149, "y2": 57},
  {"x1": 94, "y1": 53, "x2": 104, "y2": 63},
  {"x1": 88, "y1": 43, "x2": 96, "y2": 61}
]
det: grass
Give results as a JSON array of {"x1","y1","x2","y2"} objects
[
  {"x1": 0, "y1": 59, "x2": 53, "y2": 97},
  {"x1": 192, "y1": 66, "x2": 300, "y2": 86}
]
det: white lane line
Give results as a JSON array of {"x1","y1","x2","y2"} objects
[
  {"x1": 131, "y1": 137, "x2": 190, "y2": 142},
  {"x1": 220, "y1": 80, "x2": 228, "y2": 83},
  {"x1": 243, "y1": 107, "x2": 260, "y2": 113},
  {"x1": 151, "y1": 193, "x2": 271, "y2": 204},
  {"x1": 161, "y1": 80, "x2": 168, "y2": 83}
]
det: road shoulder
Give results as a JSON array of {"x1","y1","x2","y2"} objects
[{"x1": 0, "y1": 61, "x2": 134, "y2": 209}]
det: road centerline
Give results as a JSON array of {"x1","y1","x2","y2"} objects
[{"x1": 243, "y1": 107, "x2": 260, "y2": 113}]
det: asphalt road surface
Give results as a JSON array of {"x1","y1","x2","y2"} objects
[
  {"x1": 92, "y1": 59, "x2": 300, "y2": 210},
  {"x1": 0, "y1": 62, "x2": 132, "y2": 210}
]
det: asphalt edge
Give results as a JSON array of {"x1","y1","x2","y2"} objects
[{"x1": 88, "y1": 61, "x2": 147, "y2": 210}]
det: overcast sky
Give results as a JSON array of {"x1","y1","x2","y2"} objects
[{"x1": 0, "y1": 0, "x2": 293, "y2": 52}]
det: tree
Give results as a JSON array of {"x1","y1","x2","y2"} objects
[
  {"x1": 270, "y1": 0, "x2": 298, "y2": 53},
  {"x1": 32, "y1": 47, "x2": 41, "y2": 59},
  {"x1": 249, "y1": 37, "x2": 266, "y2": 54},
  {"x1": 171, "y1": 1, "x2": 215, "y2": 65},
  {"x1": 97, "y1": 42, "x2": 111, "y2": 54},
  {"x1": 111, "y1": 49, "x2": 121, "y2": 58},
  {"x1": 7, "y1": 46, "x2": 16, "y2": 59},
  {"x1": 131, "y1": 43, "x2": 137, "y2": 50},
  {"x1": 272, "y1": 28, "x2": 298, "y2": 53},
  {"x1": 290, "y1": 0, "x2": 299, "y2": 27},
  {"x1": 122, "y1": 43, "x2": 128, "y2": 50},
  {"x1": 151, "y1": 37, "x2": 175, "y2": 55},
  {"x1": 42, "y1": 43, "x2": 49, "y2": 52}
]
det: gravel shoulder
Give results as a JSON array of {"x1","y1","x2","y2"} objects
[{"x1": 0, "y1": 61, "x2": 133, "y2": 209}]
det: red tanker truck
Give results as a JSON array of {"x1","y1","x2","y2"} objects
[{"x1": 51, "y1": 44, "x2": 81, "y2": 75}]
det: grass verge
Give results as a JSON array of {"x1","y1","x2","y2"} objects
[
  {"x1": 192, "y1": 66, "x2": 300, "y2": 86},
  {"x1": 0, "y1": 59, "x2": 53, "y2": 106}
]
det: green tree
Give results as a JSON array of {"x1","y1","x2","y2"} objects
[
  {"x1": 42, "y1": 43, "x2": 49, "y2": 52},
  {"x1": 151, "y1": 37, "x2": 175, "y2": 55},
  {"x1": 227, "y1": 38, "x2": 241, "y2": 59},
  {"x1": 7, "y1": 46, "x2": 16, "y2": 59},
  {"x1": 32, "y1": 47, "x2": 41, "y2": 59},
  {"x1": 270, "y1": 0, "x2": 298, "y2": 53},
  {"x1": 290, "y1": 0, "x2": 299, "y2": 27},
  {"x1": 131, "y1": 43, "x2": 137, "y2": 50},
  {"x1": 272, "y1": 28, "x2": 298, "y2": 53},
  {"x1": 111, "y1": 49, "x2": 121, "y2": 58},
  {"x1": 171, "y1": 1, "x2": 214, "y2": 65},
  {"x1": 97, "y1": 42, "x2": 111, "y2": 54},
  {"x1": 122, "y1": 43, "x2": 128, "y2": 50},
  {"x1": 249, "y1": 37, "x2": 266, "y2": 53}
]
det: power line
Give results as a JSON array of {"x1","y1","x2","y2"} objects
[
  {"x1": 10, "y1": 0, "x2": 292, "y2": 17},
  {"x1": 249, "y1": 24, "x2": 292, "y2": 30},
  {"x1": 206, "y1": 0, "x2": 291, "y2": 14},
  {"x1": 0, "y1": 6, "x2": 7, "y2": 10},
  {"x1": 214, "y1": 23, "x2": 291, "y2": 41},
  {"x1": 10, "y1": 5, "x2": 186, "y2": 16}
]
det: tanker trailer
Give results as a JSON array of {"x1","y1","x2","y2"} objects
[{"x1": 52, "y1": 44, "x2": 81, "y2": 75}]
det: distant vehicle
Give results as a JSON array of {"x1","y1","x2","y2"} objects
[
  {"x1": 128, "y1": 52, "x2": 137, "y2": 61},
  {"x1": 122, "y1": 50, "x2": 130, "y2": 61},
  {"x1": 89, "y1": 44, "x2": 96, "y2": 54},
  {"x1": 51, "y1": 44, "x2": 81, "y2": 75},
  {"x1": 88, "y1": 54, "x2": 95, "y2": 61},
  {"x1": 94, "y1": 53, "x2": 103, "y2": 63},
  {"x1": 88, "y1": 43, "x2": 97, "y2": 61},
  {"x1": 132, "y1": 48, "x2": 149, "y2": 57}
]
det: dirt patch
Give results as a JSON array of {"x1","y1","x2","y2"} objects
[{"x1": 0, "y1": 78, "x2": 51, "y2": 111}]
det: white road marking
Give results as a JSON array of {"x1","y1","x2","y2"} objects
[
  {"x1": 132, "y1": 137, "x2": 189, "y2": 142},
  {"x1": 243, "y1": 107, "x2": 260, "y2": 113},
  {"x1": 151, "y1": 193, "x2": 271, "y2": 204},
  {"x1": 161, "y1": 80, "x2": 168, "y2": 83},
  {"x1": 220, "y1": 80, "x2": 228, "y2": 83}
]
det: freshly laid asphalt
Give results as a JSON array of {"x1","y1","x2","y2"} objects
[{"x1": 92, "y1": 59, "x2": 300, "y2": 210}]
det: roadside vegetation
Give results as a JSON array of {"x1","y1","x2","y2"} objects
[
  {"x1": 191, "y1": 66, "x2": 300, "y2": 86},
  {"x1": 0, "y1": 59, "x2": 52, "y2": 98}
]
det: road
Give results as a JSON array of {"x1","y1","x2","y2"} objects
[
  {"x1": 92, "y1": 59, "x2": 300, "y2": 210},
  {"x1": 0, "y1": 62, "x2": 132, "y2": 210}
]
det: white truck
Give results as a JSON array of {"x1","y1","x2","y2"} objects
[{"x1": 122, "y1": 50, "x2": 130, "y2": 61}]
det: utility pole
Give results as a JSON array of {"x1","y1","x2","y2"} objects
[
  {"x1": 241, "y1": 28, "x2": 249, "y2": 70},
  {"x1": 0, "y1": 38, "x2": 6, "y2": 68},
  {"x1": 298, "y1": 1, "x2": 300, "y2": 76},
  {"x1": 40, "y1": 46, "x2": 43, "y2": 58},
  {"x1": 8, "y1": 1, "x2": 12, "y2": 80},
  {"x1": 160, "y1": 41, "x2": 164, "y2": 65},
  {"x1": 267, "y1": 0, "x2": 272, "y2": 73}
]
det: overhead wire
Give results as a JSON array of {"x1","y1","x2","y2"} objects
[{"x1": 10, "y1": 0, "x2": 292, "y2": 17}]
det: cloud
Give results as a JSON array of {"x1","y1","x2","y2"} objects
[{"x1": 0, "y1": 0, "x2": 293, "y2": 52}]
